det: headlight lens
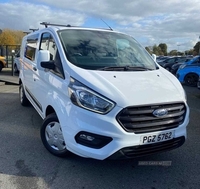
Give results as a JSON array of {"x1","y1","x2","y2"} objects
[{"x1": 68, "y1": 78, "x2": 115, "y2": 114}]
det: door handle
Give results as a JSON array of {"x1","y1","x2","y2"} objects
[{"x1": 33, "y1": 66, "x2": 37, "y2": 71}]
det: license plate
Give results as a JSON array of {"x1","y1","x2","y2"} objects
[{"x1": 140, "y1": 131, "x2": 174, "y2": 145}]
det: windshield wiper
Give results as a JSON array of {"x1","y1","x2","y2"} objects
[{"x1": 97, "y1": 66, "x2": 153, "y2": 71}]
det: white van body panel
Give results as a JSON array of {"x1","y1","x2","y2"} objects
[{"x1": 68, "y1": 64, "x2": 186, "y2": 108}]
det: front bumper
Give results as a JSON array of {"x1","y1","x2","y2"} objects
[
  {"x1": 61, "y1": 102, "x2": 189, "y2": 160},
  {"x1": 108, "y1": 136, "x2": 185, "y2": 159}
]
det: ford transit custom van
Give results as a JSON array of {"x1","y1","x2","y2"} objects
[{"x1": 19, "y1": 23, "x2": 189, "y2": 160}]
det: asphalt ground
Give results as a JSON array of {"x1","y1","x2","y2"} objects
[{"x1": 0, "y1": 72, "x2": 200, "y2": 189}]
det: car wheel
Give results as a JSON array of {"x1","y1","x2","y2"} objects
[
  {"x1": 40, "y1": 113, "x2": 70, "y2": 157},
  {"x1": 19, "y1": 83, "x2": 29, "y2": 106},
  {"x1": 184, "y1": 73, "x2": 199, "y2": 87},
  {"x1": 14, "y1": 64, "x2": 19, "y2": 73}
]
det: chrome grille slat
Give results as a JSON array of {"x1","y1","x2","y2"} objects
[
  {"x1": 119, "y1": 110, "x2": 185, "y2": 122},
  {"x1": 116, "y1": 103, "x2": 186, "y2": 134}
]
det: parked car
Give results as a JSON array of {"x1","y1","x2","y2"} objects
[
  {"x1": 171, "y1": 57, "x2": 193, "y2": 75},
  {"x1": 19, "y1": 22, "x2": 189, "y2": 160},
  {"x1": 176, "y1": 63, "x2": 200, "y2": 86},
  {"x1": 14, "y1": 51, "x2": 20, "y2": 73},
  {"x1": 158, "y1": 56, "x2": 185, "y2": 72},
  {"x1": 0, "y1": 55, "x2": 6, "y2": 72},
  {"x1": 156, "y1": 56, "x2": 169, "y2": 62}
]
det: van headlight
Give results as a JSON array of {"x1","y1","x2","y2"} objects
[{"x1": 68, "y1": 78, "x2": 115, "y2": 114}]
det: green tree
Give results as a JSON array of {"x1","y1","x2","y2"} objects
[
  {"x1": 158, "y1": 43, "x2": 167, "y2": 55},
  {"x1": 193, "y1": 42, "x2": 200, "y2": 55},
  {"x1": 152, "y1": 45, "x2": 162, "y2": 55},
  {"x1": 169, "y1": 50, "x2": 177, "y2": 56},
  {"x1": 185, "y1": 49, "x2": 194, "y2": 56}
]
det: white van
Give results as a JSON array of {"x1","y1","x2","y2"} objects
[{"x1": 19, "y1": 23, "x2": 189, "y2": 160}]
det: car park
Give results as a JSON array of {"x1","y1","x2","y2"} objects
[
  {"x1": 171, "y1": 57, "x2": 193, "y2": 75},
  {"x1": 157, "y1": 56, "x2": 185, "y2": 72},
  {"x1": 156, "y1": 56, "x2": 169, "y2": 63},
  {"x1": 19, "y1": 22, "x2": 189, "y2": 160},
  {"x1": 176, "y1": 63, "x2": 200, "y2": 87},
  {"x1": 0, "y1": 55, "x2": 6, "y2": 72}
]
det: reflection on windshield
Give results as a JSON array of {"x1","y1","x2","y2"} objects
[{"x1": 58, "y1": 29, "x2": 157, "y2": 71}]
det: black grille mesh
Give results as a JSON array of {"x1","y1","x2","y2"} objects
[
  {"x1": 116, "y1": 102, "x2": 186, "y2": 134},
  {"x1": 108, "y1": 136, "x2": 185, "y2": 159}
]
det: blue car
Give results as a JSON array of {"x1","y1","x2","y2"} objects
[{"x1": 176, "y1": 56, "x2": 200, "y2": 86}]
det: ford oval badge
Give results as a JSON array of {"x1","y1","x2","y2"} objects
[{"x1": 153, "y1": 109, "x2": 168, "y2": 117}]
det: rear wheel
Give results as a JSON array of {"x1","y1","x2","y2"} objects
[
  {"x1": 40, "y1": 113, "x2": 70, "y2": 157},
  {"x1": 19, "y1": 83, "x2": 29, "y2": 106},
  {"x1": 184, "y1": 73, "x2": 199, "y2": 87}
]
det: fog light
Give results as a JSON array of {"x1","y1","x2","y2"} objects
[
  {"x1": 80, "y1": 134, "x2": 95, "y2": 141},
  {"x1": 75, "y1": 131, "x2": 112, "y2": 149}
]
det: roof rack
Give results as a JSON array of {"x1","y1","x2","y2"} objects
[
  {"x1": 40, "y1": 21, "x2": 113, "y2": 31},
  {"x1": 40, "y1": 22, "x2": 72, "y2": 28},
  {"x1": 29, "y1": 28, "x2": 39, "y2": 32},
  {"x1": 23, "y1": 31, "x2": 31, "y2": 35}
]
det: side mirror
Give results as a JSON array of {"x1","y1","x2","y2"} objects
[
  {"x1": 37, "y1": 50, "x2": 51, "y2": 70},
  {"x1": 152, "y1": 54, "x2": 157, "y2": 61}
]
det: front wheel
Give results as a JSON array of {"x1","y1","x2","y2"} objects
[
  {"x1": 184, "y1": 73, "x2": 199, "y2": 87},
  {"x1": 40, "y1": 113, "x2": 70, "y2": 157},
  {"x1": 19, "y1": 83, "x2": 29, "y2": 106}
]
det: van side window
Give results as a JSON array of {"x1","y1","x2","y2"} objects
[
  {"x1": 40, "y1": 32, "x2": 65, "y2": 79},
  {"x1": 25, "y1": 34, "x2": 39, "y2": 61}
]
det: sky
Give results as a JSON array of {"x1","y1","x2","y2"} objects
[{"x1": 0, "y1": 0, "x2": 200, "y2": 52}]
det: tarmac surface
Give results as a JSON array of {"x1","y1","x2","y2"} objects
[
  {"x1": 0, "y1": 67, "x2": 200, "y2": 189},
  {"x1": 0, "y1": 68, "x2": 19, "y2": 85}
]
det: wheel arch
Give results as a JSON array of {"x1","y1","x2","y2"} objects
[
  {"x1": 45, "y1": 105, "x2": 56, "y2": 117},
  {"x1": 184, "y1": 72, "x2": 199, "y2": 79}
]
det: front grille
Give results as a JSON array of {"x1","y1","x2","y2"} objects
[
  {"x1": 108, "y1": 136, "x2": 185, "y2": 159},
  {"x1": 116, "y1": 102, "x2": 186, "y2": 134}
]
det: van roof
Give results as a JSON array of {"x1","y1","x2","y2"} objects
[{"x1": 40, "y1": 22, "x2": 113, "y2": 31}]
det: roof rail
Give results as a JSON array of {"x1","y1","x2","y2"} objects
[
  {"x1": 29, "y1": 28, "x2": 39, "y2": 32},
  {"x1": 40, "y1": 22, "x2": 72, "y2": 28},
  {"x1": 23, "y1": 31, "x2": 31, "y2": 35}
]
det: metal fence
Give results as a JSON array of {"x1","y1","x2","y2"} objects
[{"x1": 0, "y1": 45, "x2": 20, "y2": 68}]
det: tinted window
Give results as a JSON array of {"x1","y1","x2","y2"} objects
[
  {"x1": 25, "y1": 34, "x2": 39, "y2": 61},
  {"x1": 58, "y1": 29, "x2": 157, "y2": 70}
]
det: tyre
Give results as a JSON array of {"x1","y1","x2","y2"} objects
[
  {"x1": 19, "y1": 83, "x2": 29, "y2": 106},
  {"x1": 184, "y1": 73, "x2": 199, "y2": 87},
  {"x1": 40, "y1": 113, "x2": 69, "y2": 157}
]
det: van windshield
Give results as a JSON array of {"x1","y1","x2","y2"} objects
[{"x1": 58, "y1": 29, "x2": 157, "y2": 71}]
